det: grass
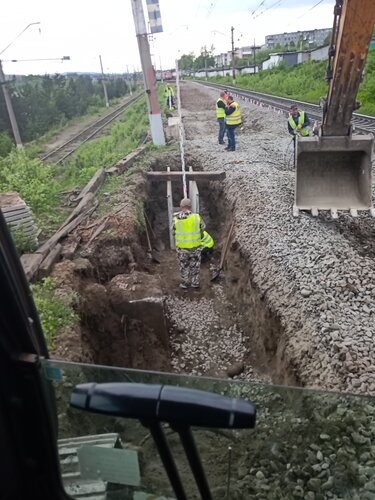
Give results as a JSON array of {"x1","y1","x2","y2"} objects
[
  {"x1": 206, "y1": 49, "x2": 375, "y2": 116},
  {"x1": 31, "y1": 277, "x2": 78, "y2": 350},
  {"x1": 0, "y1": 96, "x2": 150, "y2": 240}
]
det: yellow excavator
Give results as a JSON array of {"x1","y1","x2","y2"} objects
[{"x1": 294, "y1": 0, "x2": 375, "y2": 217}]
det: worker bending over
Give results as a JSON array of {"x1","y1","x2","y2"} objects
[
  {"x1": 165, "y1": 84, "x2": 175, "y2": 109},
  {"x1": 173, "y1": 198, "x2": 206, "y2": 291},
  {"x1": 288, "y1": 104, "x2": 311, "y2": 139},
  {"x1": 225, "y1": 96, "x2": 242, "y2": 152}
]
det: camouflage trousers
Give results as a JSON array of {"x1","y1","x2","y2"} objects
[{"x1": 176, "y1": 247, "x2": 202, "y2": 287}]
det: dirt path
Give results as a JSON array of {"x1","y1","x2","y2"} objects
[{"x1": 40, "y1": 97, "x2": 131, "y2": 156}]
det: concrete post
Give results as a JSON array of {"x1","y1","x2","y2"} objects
[
  {"x1": 131, "y1": 0, "x2": 165, "y2": 146},
  {"x1": 231, "y1": 26, "x2": 236, "y2": 86},
  {"x1": 0, "y1": 60, "x2": 23, "y2": 148},
  {"x1": 99, "y1": 55, "x2": 109, "y2": 107}
]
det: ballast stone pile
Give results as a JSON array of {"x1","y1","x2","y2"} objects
[
  {"x1": 181, "y1": 82, "x2": 375, "y2": 395},
  {"x1": 166, "y1": 288, "x2": 269, "y2": 383}
]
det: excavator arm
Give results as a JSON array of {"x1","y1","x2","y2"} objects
[
  {"x1": 294, "y1": 0, "x2": 375, "y2": 217},
  {"x1": 323, "y1": 0, "x2": 375, "y2": 136}
]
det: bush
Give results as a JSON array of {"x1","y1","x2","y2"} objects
[
  {"x1": 31, "y1": 277, "x2": 78, "y2": 350},
  {"x1": 0, "y1": 150, "x2": 59, "y2": 230},
  {"x1": 0, "y1": 132, "x2": 13, "y2": 157},
  {"x1": 9, "y1": 223, "x2": 38, "y2": 255}
]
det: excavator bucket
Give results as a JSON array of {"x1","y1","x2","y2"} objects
[{"x1": 294, "y1": 135, "x2": 374, "y2": 216}]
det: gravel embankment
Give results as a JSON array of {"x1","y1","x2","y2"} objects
[{"x1": 179, "y1": 81, "x2": 375, "y2": 395}]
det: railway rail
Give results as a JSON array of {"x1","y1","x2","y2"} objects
[
  {"x1": 40, "y1": 93, "x2": 143, "y2": 165},
  {"x1": 195, "y1": 81, "x2": 375, "y2": 135}
]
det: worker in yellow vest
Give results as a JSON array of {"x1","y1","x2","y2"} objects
[
  {"x1": 173, "y1": 198, "x2": 206, "y2": 291},
  {"x1": 288, "y1": 104, "x2": 310, "y2": 138},
  {"x1": 225, "y1": 96, "x2": 242, "y2": 151},
  {"x1": 165, "y1": 84, "x2": 175, "y2": 109},
  {"x1": 216, "y1": 91, "x2": 227, "y2": 145},
  {"x1": 201, "y1": 230, "x2": 214, "y2": 262}
]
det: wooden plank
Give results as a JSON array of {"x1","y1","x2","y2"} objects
[
  {"x1": 21, "y1": 253, "x2": 44, "y2": 281},
  {"x1": 106, "y1": 146, "x2": 146, "y2": 175},
  {"x1": 61, "y1": 236, "x2": 81, "y2": 260},
  {"x1": 59, "y1": 192, "x2": 96, "y2": 230},
  {"x1": 38, "y1": 243, "x2": 62, "y2": 279},
  {"x1": 37, "y1": 204, "x2": 97, "y2": 257},
  {"x1": 1, "y1": 204, "x2": 27, "y2": 213},
  {"x1": 74, "y1": 169, "x2": 106, "y2": 202},
  {"x1": 7, "y1": 219, "x2": 35, "y2": 229},
  {"x1": 147, "y1": 171, "x2": 226, "y2": 182},
  {"x1": 4, "y1": 212, "x2": 34, "y2": 223}
]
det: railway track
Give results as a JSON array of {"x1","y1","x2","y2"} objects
[
  {"x1": 40, "y1": 93, "x2": 143, "y2": 165},
  {"x1": 195, "y1": 81, "x2": 375, "y2": 135}
]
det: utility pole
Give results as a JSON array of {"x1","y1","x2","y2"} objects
[
  {"x1": 204, "y1": 47, "x2": 208, "y2": 81},
  {"x1": 131, "y1": 0, "x2": 165, "y2": 146},
  {"x1": 159, "y1": 56, "x2": 163, "y2": 83},
  {"x1": 99, "y1": 55, "x2": 109, "y2": 107},
  {"x1": 126, "y1": 65, "x2": 133, "y2": 96},
  {"x1": 0, "y1": 60, "x2": 22, "y2": 148},
  {"x1": 253, "y1": 38, "x2": 256, "y2": 73},
  {"x1": 231, "y1": 26, "x2": 236, "y2": 86}
]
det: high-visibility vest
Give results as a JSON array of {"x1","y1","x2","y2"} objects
[
  {"x1": 174, "y1": 214, "x2": 202, "y2": 249},
  {"x1": 226, "y1": 102, "x2": 242, "y2": 125},
  {"x1": 165, "y1": 86, "x2": 174, "y2": 97},
  {"x1": 288, "y1": 111, "x2": 309, "y2": 136},
  {"x1": 201, "y1": 231, "x2": 214, "y2": 249},
  {"x1": 216, "y1": 98, "x2": 226, "y2": 119}
]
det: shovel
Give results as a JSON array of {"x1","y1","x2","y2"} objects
[
  {"x1": 211, "y1": 218, "x2": 235, "y2": 281},
  {"x1": 145, "y1": 223, "x2": 161, "y2": 263}
]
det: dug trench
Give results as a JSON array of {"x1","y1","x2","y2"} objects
[
  {"x1": 51, "y1": 152, "x2": 298, "y2": 387},
  {"x1": 53, "y1": 154, "x2": 371, "y2": 500}
]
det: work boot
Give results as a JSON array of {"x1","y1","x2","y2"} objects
[{"x1": 219, "y1": 141, "x2": 225, "y2": 145}]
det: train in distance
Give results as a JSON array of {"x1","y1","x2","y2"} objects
[{"x1": 155, "y1": 69, "x2": 175, "y2": 81}]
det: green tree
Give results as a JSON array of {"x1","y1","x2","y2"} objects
[
  {"x1": 194, "y1": 46, "x2": 215, "y2": 70},
  {"x1": 179, "y1": 53, "x2": 195, "y2": 72},
  {"x1": 0, "y1": 73, "x2": 130, "y2": 144}
]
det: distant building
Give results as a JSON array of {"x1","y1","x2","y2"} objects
[
  {"x1": 262, "y1": 45, "x2": 329, "y2": 70},
  {"x1": 265, "y1": 28, "x2": 331, "y2": 49},
  {"x1": 214, "y1": 45, "x2": 262, "y2": 67}
]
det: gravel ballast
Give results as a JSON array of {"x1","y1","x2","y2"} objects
[{"x1": 178, "y1": 81, "x2": 375, "y2": 396}]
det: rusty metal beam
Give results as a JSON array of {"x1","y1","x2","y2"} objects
[{"x1": 323, "y1": 0, "x2": 375, "y2": 136}]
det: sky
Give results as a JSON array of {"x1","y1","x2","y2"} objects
[{"x1": 0, "y1": 0, "x2": 336, "y2": 75}]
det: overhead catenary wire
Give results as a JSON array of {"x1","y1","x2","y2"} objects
[
  {"x1": 253, "y1": 0, "x2": 285, "y2": 19},
  {"x1": 287, "y1": 0, "x2": 325, "y2": 26},
  {"x1": 206, "y1": 1, "x2": 219, "y2": 19},
  {"x1": 250, "y1": 0, "x2": 267, "y2": 16}
]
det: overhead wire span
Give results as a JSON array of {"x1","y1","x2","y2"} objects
[
  {"x1": 253, "y1": 0, "x2": 285, "y2": 19},
  {"x1": 285, "y1": 0, "x2": 327, "y2": 28},
  {"x1": 250, "y1": 0, "x2": 267, "y2": 16}
]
